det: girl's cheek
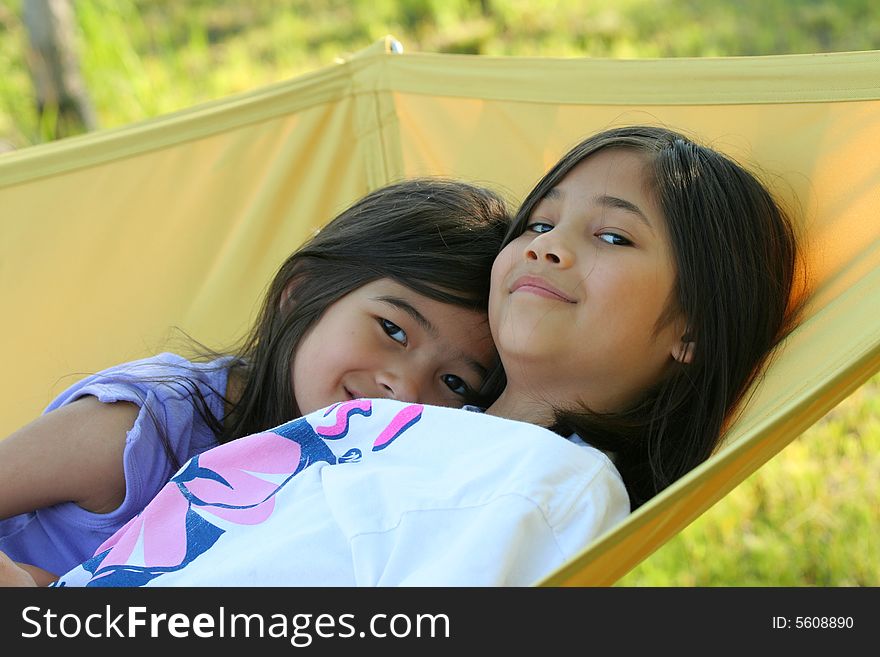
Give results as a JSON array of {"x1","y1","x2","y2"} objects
[
  {"x1": 489, "y1": 259, "x2": 506, "y2": 304},
  {"x1": 491, "y1": 241, "x2": 518, "y2": 282}
]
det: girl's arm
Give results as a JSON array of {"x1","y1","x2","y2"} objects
[
  {"x1": 0, "y1": 551, "x2": 38, "y2": 587},
  {"x1": 0, "y1": 550, "x2": 56, "y2": 587},
  {"x1": 0, "y1": 396, "x2": 138, "y2": 520}
]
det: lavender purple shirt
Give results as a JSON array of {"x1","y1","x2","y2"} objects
[{"x1": 0, "y1": 353, "x2": 228, "y2": 575}]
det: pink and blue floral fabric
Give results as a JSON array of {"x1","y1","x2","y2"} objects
[{"x1": 60, "y1": 400, "x2": 423, "y2": 587}]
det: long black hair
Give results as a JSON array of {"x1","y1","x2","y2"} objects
[{"x1": 489, "y1": 125, "x2": 803, "y2": 509}]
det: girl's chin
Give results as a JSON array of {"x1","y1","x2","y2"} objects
[{"x1": 497, "y1": 344, "x2": 562, "y2": 368}]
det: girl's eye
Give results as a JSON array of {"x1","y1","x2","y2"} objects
[
  {"x1": 597, "y1": 231, "x2": 633, "y2": 246},
  {"x1": 441, "y1": 374, "x2": 470, "y2": 397},
  {"x1": 526, "y1": 221, "x2": 553, "y2": 234},
  {"x1": 380, "y1": 319, "x2": 407, "y2": 345}
]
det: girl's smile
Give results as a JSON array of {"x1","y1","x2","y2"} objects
[{"x1": 509, "y1": 274, "x2": 577, "y2": 303}]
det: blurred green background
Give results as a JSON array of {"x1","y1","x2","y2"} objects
[{"x1": 1, "y1": 0, "x2": 878, "y2": 585}]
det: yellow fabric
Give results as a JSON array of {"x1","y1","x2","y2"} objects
[{"x1": 2, "y1": 37, "x2": 878, "y2": 585}]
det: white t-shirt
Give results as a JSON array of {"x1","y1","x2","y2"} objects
[{"x1": 55, "y1": 399, "x2": 630, "y2": 587}]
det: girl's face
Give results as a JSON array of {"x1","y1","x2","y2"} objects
[
  {"x1": 489, "y1": 148, "x2": 688, "y2": 423},
  {"x1": 292, "y1": 278, "x2": 496, "y2": 415}
]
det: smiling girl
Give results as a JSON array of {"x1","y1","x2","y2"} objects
[
  {"x1": 489, "y1": 147, "x2": 691, "y2": 426},
  {"x1": 490, "y1": 126, "x2": 799, "y2": 510}
]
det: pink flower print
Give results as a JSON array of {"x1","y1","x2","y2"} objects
[
  {"x1": 182, "y1": 430, "x2": 303, "y2": 525},
  {"x1": 92, "y1": 483, "x2": 191, "y2": 572},
  {"x1": 83, "y1": 429, "x2": 307, "y2": 585},
  {"x1": 71, "y1": 404, "x2": 415, "y2": 587},
  {"x1": 313, "y1": 399, "x2": 373, "y2": 439},
  {"x1": 372, "y1": 404, "x2": 423, "y2": 451}
]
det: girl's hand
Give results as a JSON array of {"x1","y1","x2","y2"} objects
[{"x1": 0, "y1": 550, "x2": 39, "y2": 587}]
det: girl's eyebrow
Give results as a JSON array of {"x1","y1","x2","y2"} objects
[
  {"x1": 594, "y1": 194, "x2": 654, "y2": 233},
  {"x1": 544, "y1": 187, "x2": 654, "y2": 233},
  {"x1": 374, "y1": 296, "x2": 438, "y2": 338}
]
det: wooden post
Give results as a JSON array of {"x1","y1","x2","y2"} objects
[{"x1": 23, "y1": 0, "x2": 97, "y2": 139}]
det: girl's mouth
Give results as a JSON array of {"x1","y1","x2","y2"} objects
[{"x1": 510, "y1": 275, "x2": 577, "y2": 303}]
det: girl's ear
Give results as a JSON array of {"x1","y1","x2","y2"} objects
[
  {"x1": 279, "y1": 278, "x2": 299, "y2": 312},
  {"x1": 672, "y1": 335, "x2": 695, "y2": 364}
]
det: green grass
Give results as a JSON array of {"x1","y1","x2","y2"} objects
[
  {"x1": 619, "y1": 372, "x2": 880, "y2": 586},
  {"x1": 1, "y1": 0, "x2": 878, "y2": 585},
  {"x1": 3, "y1": 0, "x2": 880, "y2": 146}
]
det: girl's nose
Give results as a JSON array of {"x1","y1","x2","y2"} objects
[
  {"x1": 524, "y1": 233, "x2": 575, "y2": 268},
  {"x1": 377, "y1": 370, "x2": 421, "y2": 403}
]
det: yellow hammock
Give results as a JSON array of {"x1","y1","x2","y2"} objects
[{"x1": 2, "y1": 37, "x2": 878, "y2": 586}]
